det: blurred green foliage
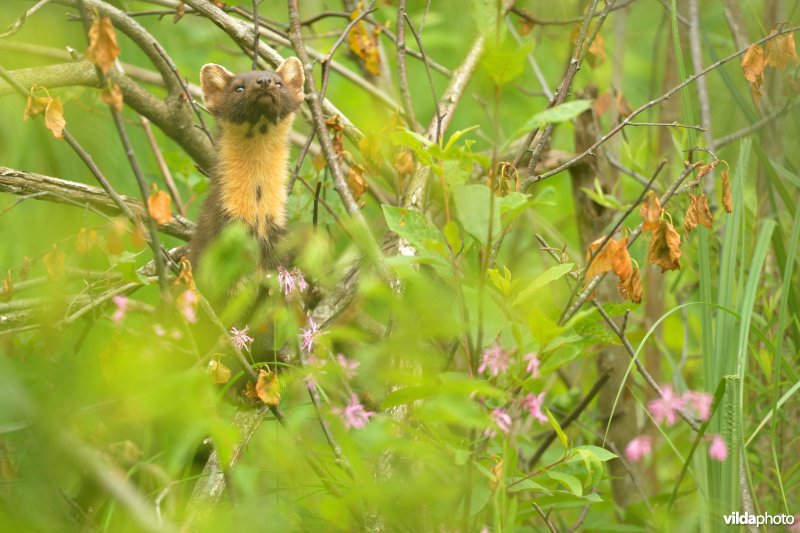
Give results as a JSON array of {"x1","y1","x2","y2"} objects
[{"x1": 0, "y1": 0, "x2": 799, "y2": 532}]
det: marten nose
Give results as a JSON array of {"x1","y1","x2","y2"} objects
[{"x1": 256, "y1": 77, "x2": 272, "y2": 87}]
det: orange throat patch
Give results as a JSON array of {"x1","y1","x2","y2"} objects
[{"x1": 216, "y1": 115, "x2": 293, "y2": 239}]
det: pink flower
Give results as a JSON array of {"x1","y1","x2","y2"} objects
[
  {"x1": 300, "y1": 317, "x2": 319, "y2": 353},
  {"x1": 683, "y1": 390, "x2": 713, "y2": 421},
  {"x1": 648, "y1": 385, "x2": 685, "y2": 426},
  {"x1": 277, "y1": 266, "x2": 296, "y2": 295},
  {"x1": 230, "y1": 325, "x2": 255, "y2": 352},
  {"x1": 708, "y1": 434, "x2": 728, "y2": 462},
  {"x1": 523, "y1": 392, "x2": 548, "y2": 424},
  {"x1": 294, "y1": 268, "x2": 308, "y2": 292},
  {"x1": 524, "y1": 352, "x2": 541, "y2": 378},
  {"x1": 111, "y1": 295, "x2": 128, "y2": 323},
  {"x1": 789, "y1": 516, "x2": 800, "y2": 532},
  {"x1": 478, "y1": 342, "x2": 510, "y2": 376},
  {"x1": 336, "y1": 353, "x2": 359, "y2": 379},
  {"x1": 178, "y1": 289, "x2": 198, "y2": 324},
  {"x1": 624, "y1": 435, "x2": 653, "y2": 462},
  {"x1": 334, "y1": 394, "x2": 375, "y2": 430},
  {"x1": 277, "y1": 266, "x2": 308, "y2": 295},
  {"x1": 485, "y1": 408, "x2": 513, "y2": 437}
]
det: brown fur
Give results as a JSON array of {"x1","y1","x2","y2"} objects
[{"x1": 189, "y1": 58, "x2": 305, "y2": 269}]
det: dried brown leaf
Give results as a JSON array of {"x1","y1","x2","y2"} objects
[
  {"x1": 173, "y1": 2, "x2": 186, "y2": 23},
  {"x1": 86, "y1": 16, "x2": 120, "y2": 74},
  {"x1": 617, "y1": 265, "x2": 642, "y2": 304},
  {"x1": 721, "y1": 168, "x2": 733, "y2": 213},
  {"x1": 615, "y1": 90, "x2": 633, "y2": 118},
  {"x1": 100, "y1": 81, "x2": 123, "y2": 112},
  {"x1": 648, "y1": 220, "x2": 681, "y2": 272},
  {"x1": 131, "y1": 222, "x2": 147, "y2": 249},
  {"x1": 44, "y1": 98, "x2": 65, "y2": 139},
  {"x1": 765, "y1": 30, "x2": 799, "y2": 70},
  {"x1": 347, "y1": 164, "x2": 368, "y2": 201},
  {"x1": 741, "y1": 44, "x2": 766, "y2": 83},
  {"x1": 594, "y1": 90, "x2": 612, "y2": 117},
  {"x1": 684, "y1": 193, "x2": 713, "y2": 236},
  {"x1": 640, "y1": 190, "x2": 662, "y2": 231},
  {"x1": 610, "y1": 238, "x2": 632, "y2": 281},
  {"x1": 751, "y1": 81, "x2": 764, "y2": 106},
  {"x1": 393, "y1": 150, "x2": 414, "y2": 176},
  {"x1": 586, "y1": 32, "x2": 606, "y2": 67},
  {"x1": 585, "y1": 236, "x2": 615, "y2": 280},
  {"x1": 147, "y1": 189, "x2": 171, "y2": 225},
  {"x1": 106, "y1": 217, "x2": 128, "y2": 255}
]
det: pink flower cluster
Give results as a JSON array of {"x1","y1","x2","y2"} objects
[
  {"x1": 334, "y1": 394, "x2": 375, "y2": 430},
  {"x1": 648, "y1": 385, "x2": 712, "y2": 426},
  {"x1": 277, "y1": 266, "x2": 308, "y2": 296},
  {"x1": 625, "y1": 433, "x2": 728, "y2": 463},
  {"x1": 477, "y1": 342, "x2": 541, "y2": 380},
  {"x1": 230, "y1": 325, "x2": 255, "y2": 352},
  {"x1": 626, "y1": 385, "x2": 725, "y2": 464},
  {"x1": 300, "y1": 317, "x2": 319, "y2": 353}
]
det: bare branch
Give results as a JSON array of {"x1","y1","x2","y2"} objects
[{"x1": 0, "y1": 166, "x2": 194, "y2": 241}]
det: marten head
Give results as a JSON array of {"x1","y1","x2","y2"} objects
[{"x1": 200, "y1": 57, "x2": 305, "y2": 126}]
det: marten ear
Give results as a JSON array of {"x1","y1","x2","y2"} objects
[
  {"x1": 276, "y1": 57, "x2": 305, "y2": 99},
  {"x1": 200, "y1": 63, "x2": 234, "y2": 112}
]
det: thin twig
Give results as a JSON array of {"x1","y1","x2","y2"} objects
[
  {"x1": 287, "y1": 0, "x2": 389, "y2": 281},
  {"x1": 524, "y1": 25, "x2": 800, "y2": 188},
  {"x1": 403, "y1": 11, "x2": 441, "y2": 143},
  {"x1": 532, "y1": 502, "x2": 558, "y2": 533},
  {"x1": 251, "y1": 0, "x2": 261, "y2": 70},
  {"x1": 509, "y1": 0, "x2": 634, "y2": 26},
  {"x1": 396, "y1": 0, "x2": 422, "y2": 132},
  {"x1": 0, "y1": 0, "x2": 53, "y2": 38},
  {"x1": 628, "y1": 121, "x2": 705, "y2": 130},
  {"x1": 713, "y1": 100, "x2": 800, "y2": 148},
  {"x1": 151, "y1": 41, "x2": 215, "y2": 146},
  {"x1": 559, "y1": 161, "x2": 701, "y2": 324},
  {"x1": 140, "y1": 116, "x2": 186, "y2": 216},
  {"x1": 319, "y1": 2, "x2": 377, "y2": 101}
]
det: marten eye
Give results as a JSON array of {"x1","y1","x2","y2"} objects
[
  {"x1": 275, "y1": 81, "x2": 283, "y2": 89},
  {"x1": 235, "y1": 86, "x2": 245, "y2": 93}
]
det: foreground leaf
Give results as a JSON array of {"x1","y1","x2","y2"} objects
[
  {"x1": 86, "y1": 16, "x2": 120, "y2": 74},
  {"x1": 147, "y1": 189, "x2": 171, "y2": 225},
  {"x1": 640, "y1": 190, "x2": 662, "y2": 231},
  {"x1": 684, "y1": 192, "x2": 713, "y2": 235}
]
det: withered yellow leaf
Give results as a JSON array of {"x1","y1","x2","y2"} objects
[
  {"x1": 43, "y1": 247, "x2": 65, "y2": 280},
  {"x1": 87, "y1": 16, "x2": 121, "y2": 74},
  {"x1": 347, "y1": 8, "x2": 381, "y2": 75},
  {"x1": 208, "y1": 359, "x2": 231, "y2": 384},
  {"x1": 648, "y1": 220, "x2": 681, "y2": 272},
  {"x1": 255, "y1": 369, "x2": 281, "y2": 406},
  {"x1": 24, "y1": 95, "x2": 51, "y2": 120},
  {"x1": 609, "y1": 238, "x2": 633, "y2": 281},
  {"x1": 1, "y1": 271, "x2": 12, "y2": 303},
  {"x1": 75, "y1": 228, "x2": 98, "y2": 254},
  {"x1": 147, "y1": 189, "x2": 171, "y2": 225},
  {"x1": 44, "y1": 98, "x2": 65, "y2": 138},
  {"x1": 684, "y1": 193, "x2": 713, "y2": 236}
]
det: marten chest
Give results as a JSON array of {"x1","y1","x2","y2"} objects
[{"x1": 216, "y1": 116, "x2": 292, "y2": 240}]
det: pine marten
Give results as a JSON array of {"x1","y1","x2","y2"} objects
[{"x1": 189, "y1": 58, "x2": 305, "y2": 269}]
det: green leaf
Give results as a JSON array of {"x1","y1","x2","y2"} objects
[
  {"x1": 444, "y1": 125, "x2": 479, "y2": 153},
  {"x1": 382, "y1": 205, "x2": 443, "y2": 252},
  {"x1": 546, "y1": 407, "x2": 569, "y2": 450},
  {"x1": 514, "y1": 100, "x2": 592, "y2": 137},
  {"x1": 571, "y1": 445, "x2": 616, "y2": 462},
  {"x1": 547, "y1": 471, "x2": 582, "y2": 496},
  {"x1": 513, "y1": 263, "x2": 574, "y2": 306},
  {"x1": 487, "y1": 266, "x2": 512, "y2": 296},
  {"x1": 452, "y1": 184, "x2": 500, "y2": 246},
  {"x1": 380, "y1": 385, "x2": 437, "y2": 409},
  {"x1": 443, "y1": 220, "x2": 462, "y2": 253},
  {"x1": 506, "y1": 478, "x2": 545, "y2": 493}
]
